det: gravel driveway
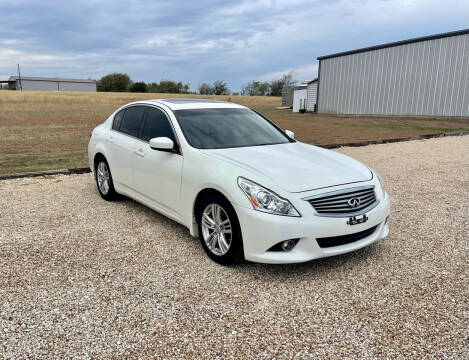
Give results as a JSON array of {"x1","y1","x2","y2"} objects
[{"x1": 1, "y1": 136, "x2": 468, "y2": 359}]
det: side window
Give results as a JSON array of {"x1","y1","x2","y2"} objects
[
  {"x1": 141, "y1": 107, "x2": 176, "y2": 143},
  {"x1": 112, "y1": 109, "x2": 125, "y2": 130},
  {"x1": 119, "y1": 106, "x2": 146, "y2": 138}
]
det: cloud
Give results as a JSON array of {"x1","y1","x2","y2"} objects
[
  {"x1": 0, "y1": 0, "x2": 468, "y2": 90},
  {"x1": 257, "y1": 64, "x2": 319, "y2": 83}
]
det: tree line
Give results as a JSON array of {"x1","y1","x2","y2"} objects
[
  {"x1": 240, "y1": 71, "x2": 296, "y2": 96},
  {"x1": 97, "y1": 71, "x2": 296, "y2": 96},
  {"x1": 97, "y1": 73, "x2": 191, "y2": 93}
]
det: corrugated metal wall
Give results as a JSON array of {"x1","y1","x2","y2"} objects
[
  {"x1": 59, "y1": 82, "x2": 96, "y2": 92},
  {"x1": 17, "y1": 80, "x2": 96, "y2": 92},
  {"x1": 318, "y1": 33, "x2": 469, "y2": 116},
  {"x1": 306, "y1": 82, "x2": 318, "y2": 111},
  {"x1": 20, "y1": 80, "x2": 58, "y2": 91}
]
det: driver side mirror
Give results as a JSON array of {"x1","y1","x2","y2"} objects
[
  {"x1": 149, "y1": 137, "x2": 174, "y2": 152},
  {"x1": 285, "y1": 130, "x2": 295, "y2": 139}
]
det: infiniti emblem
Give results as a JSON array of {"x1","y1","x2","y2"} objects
[{"x1": 347, "y1": 197, "x2": 361, "y2": 208}]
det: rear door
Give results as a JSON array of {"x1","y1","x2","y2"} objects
[
  {"x1": 132, "y1": 106, "x2": 183, "y2": 218},
  {"x1": 108, "y1": 106, "x2": 147, "y2": 189}
]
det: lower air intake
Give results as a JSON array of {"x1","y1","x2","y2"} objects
[{"x1": 316, "y1": 225, "x2": 378, "y2": 248}]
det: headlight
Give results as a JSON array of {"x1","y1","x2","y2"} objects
[
  {"x1": 238, "y1": 177, "x2": 300, "y2": 217},
  {"x1": 373, "y1": 169, "x2": 385, "y2": 195}
]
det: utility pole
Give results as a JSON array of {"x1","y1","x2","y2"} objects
[{"x1": 17, "y1": 64, "x2": 23, "y2": 91}]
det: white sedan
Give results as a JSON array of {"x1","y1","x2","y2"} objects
[{"x1": 88, "y1": 99, "x2": 390, "y2": 264}]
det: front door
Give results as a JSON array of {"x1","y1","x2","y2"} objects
[{"x1": 132, "y1": 106, "x2": 183, "y2": 219}]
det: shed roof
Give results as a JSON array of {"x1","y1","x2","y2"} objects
[
  {"x1": 317, "y1": 28, "x2": 469, "y2": 60},
  {"x1": 294, "y1": 84, "x2": 308, "y2": 90},
  {"x1": 8, "y1": 76, "x2": 96, "y2": 83}
]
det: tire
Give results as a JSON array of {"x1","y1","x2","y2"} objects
[
  {"x1": 196, "y1": 194, "x2": 243, "y2": 265},
  {"x1": 95, "y1": 157, "x2": 118, "y2": 201}
]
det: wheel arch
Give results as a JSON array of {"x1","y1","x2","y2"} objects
[
  {"x1": 191, "y1": 187, "x2": 237, "y2": 237},
  {"x1": 93, "y1": 152, "x2": 107, "y2": 170}
]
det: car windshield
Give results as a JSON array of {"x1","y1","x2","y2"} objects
[{"x1": 173, "y1": 108, "x2": 291, "y2": 149}]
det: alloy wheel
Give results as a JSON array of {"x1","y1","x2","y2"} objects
[
  {"x1": 201, "y1": 203, "x2": 233, "y2": 256},
  {"x1": 97, "y1": 162, "x2": 110, "y2": 195}
]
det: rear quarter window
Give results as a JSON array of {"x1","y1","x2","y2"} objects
[{"x1": 112, "y1": 109, "x2": 125, "y2": 130}]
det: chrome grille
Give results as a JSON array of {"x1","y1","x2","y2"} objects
[{"x1": 305, "y1": 186, "x2": 378, "y2": 217}]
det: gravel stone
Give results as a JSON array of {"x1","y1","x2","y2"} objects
[{"x1": 1, "y1": 136, "x2": 468, "y2": 359}]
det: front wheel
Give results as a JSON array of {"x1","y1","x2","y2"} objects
[{"x1": 196, "y1": 195, "x2": 243, "y2": 265}]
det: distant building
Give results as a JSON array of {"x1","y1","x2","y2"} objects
[
  {"x1": 305, "y1": 78, "x2": 318, "y2": 112},
  {"x1": 2, "y1": 76, "x2": 97, "y2": 92},
  {"x1": 292, "y1": 84, "x2": 308, "y2": 113},
  {"x1": 316, "y1": 29, "x2": 469, "y2": 116},
  {"x1": 281, "y1": 85, "x2": 295, "y2": 108}
]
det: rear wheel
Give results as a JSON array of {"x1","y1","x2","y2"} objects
[
  {"x1": 196, "y1": 194, "x2": 243, "y2": 265},
  {"x1": 95, "y1": 158, "x2": 118, "y2": 200}
]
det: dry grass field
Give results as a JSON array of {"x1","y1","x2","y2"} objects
[{"x1": 1, "y1": 90, "x2": 468, "y2": 174}]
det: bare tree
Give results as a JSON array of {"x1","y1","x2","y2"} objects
[
  {"x1": 241, "y1": 80, "x2": 270, "y2": 96},
  {"x1": 241, "y1": 71, "x2": 297, "y2": 96},
  {"x1": 270, "y1": 71, "x2": 296, "y2": 96}
]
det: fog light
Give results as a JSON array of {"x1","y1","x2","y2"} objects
[
  {"x1": 267, "y1": 239, "x2": 299, "y2": 252},
  {"x1": 281, "y1": 240, "x2": 296, "y2": 252}
]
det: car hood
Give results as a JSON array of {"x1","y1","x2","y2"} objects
[{"x1": 200, "y1": 142, "x2": 372, "y2": 193}]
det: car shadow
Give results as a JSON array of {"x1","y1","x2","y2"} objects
[
  {"x1": 106, "y1": 191, "x2": 383, "y2": 277},
  {"x1": 234, "y1": 243, "x2": 381, "y2": 278}
]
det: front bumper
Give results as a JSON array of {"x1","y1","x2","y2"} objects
[{"x1": 236, "y1": 190, "x2": 390, "y2": 264}]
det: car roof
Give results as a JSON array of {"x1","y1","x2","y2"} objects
[{"x1": 139, "y1": 98, "x2": 247, "y2": 110}]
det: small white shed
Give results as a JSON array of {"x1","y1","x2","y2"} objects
[
  {"x1": 292, "y1": 85, "x2": 307, "y2": 113},
  {"x1": 306, "y1": 79, "x2": 318, "y2": 112}
]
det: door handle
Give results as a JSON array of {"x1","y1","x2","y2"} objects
[
  {"x1": 134, "y1": 149, "x2": 145, "y2": 158},
  {"x1": 108, "y1": 136, "x2": 114, "y2": 144}
]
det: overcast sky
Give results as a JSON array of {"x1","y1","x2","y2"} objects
[{"x1": 0, "y1": 0, "x2": 468, "y2": 91}]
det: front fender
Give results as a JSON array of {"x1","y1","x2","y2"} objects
[{"x1": 180, "y1": 149, "x2": 256, "y2": 237}]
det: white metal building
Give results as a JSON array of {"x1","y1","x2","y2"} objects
[
  {"x1": 3, "y1": 76, "x2": 97, "y2": 92},
  {"x1": 317, "y1": 29, "x2": 469, "y2": 116},
  {"x1": 292, "y1": 85, "x2": 308, "y2": 112},
  {"x1": 306, "y1": 79, "x2": 318, "y2": 112}
]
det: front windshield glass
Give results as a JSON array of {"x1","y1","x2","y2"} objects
[{"x1": 173, "y1": 108, "x2": 291, "y2": 149}]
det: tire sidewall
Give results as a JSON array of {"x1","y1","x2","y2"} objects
[
  {"x1": 196, "y1": 194, "x2": 243, "y2": 265},
  {"x1": 95, "y1": 158, "x2": 117, "y2": 200}
]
